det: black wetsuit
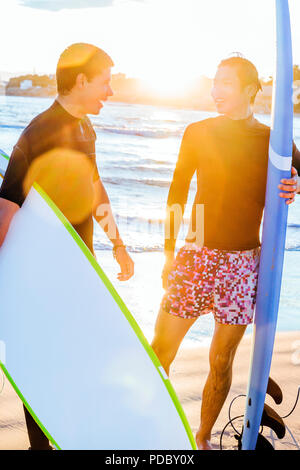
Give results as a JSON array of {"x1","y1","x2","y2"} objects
[
  {"x1": 165, "y1": 115, "x2": 300, "y2": 253},
  {"x1": 0, "y1": 100, "x2": 99, "y2": 449},
  {"x1": 0, "y1": 100, "x2": 99, "y2": 252}
]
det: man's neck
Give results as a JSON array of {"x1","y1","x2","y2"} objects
[
  {"x1": 225, "y1": 106, "x2": 253, "y2": 121},
  {"x1": 56, "y1": 95, "x2": 85, "y2": 119}
]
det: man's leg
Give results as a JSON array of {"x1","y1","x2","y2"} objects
[
  {"x1": 196, "y1": 321, "x2": 247, "y2": 450},
  {"x1": 23, "y1": 404, "x2": 52, "y2": 450},
  {"x1": 151, "y1": 307, "x2": 197, "y2": 376}
]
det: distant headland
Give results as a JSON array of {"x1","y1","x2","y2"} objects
[{"x1": 1, "y1": 68, "x2": 300, "y2": 114}]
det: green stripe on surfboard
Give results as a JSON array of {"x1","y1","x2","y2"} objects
[
  {"x1": 0, "y1": 363, "x2": 60, "y2": 449},
  {"x1": 0, "y1": 151, "x2": 9, "y2": 160}
]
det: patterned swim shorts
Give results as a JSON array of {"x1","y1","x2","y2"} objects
[{"x1": 161, "y1": 244, "x2": 260, "y2": 325}]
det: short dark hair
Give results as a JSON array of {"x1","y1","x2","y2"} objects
[
  {"x1": 56, "y1": 43, "x2": 114, "y2": 95},
  {"x1": 217, "y1": 56, "x2": 262, "y2": 104}
]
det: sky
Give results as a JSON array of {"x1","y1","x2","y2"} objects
[{"x1": 1, "y1": 0, "x2": 300, "y2": 92}]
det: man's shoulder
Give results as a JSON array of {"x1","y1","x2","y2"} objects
[
  {"x1": 22, "y1": 101, "x2": 61, "y2": 140},
  {"x1": 20, "y1": 100, "x2": 80, "y2": 157},
  {"x1": 187, "y1": 116, "x2": 220, "y2": 129},
  {"x1": 183, "y1": 116, "x2": 223, "y2": 140},
  {"x1": 250, "y1": 117, "x2": 270, "y2": 136},
  {"x1": 186, "y1": 115, "x2": 270, "y2": 136}
]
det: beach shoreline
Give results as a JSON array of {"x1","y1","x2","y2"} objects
[{"x1": 0, "y1": 330, "x2": 299, "y2": 450}]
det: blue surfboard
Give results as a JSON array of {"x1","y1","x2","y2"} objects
[{"x1": 242, "y1": 0, "x2": 294, "y2": 450}]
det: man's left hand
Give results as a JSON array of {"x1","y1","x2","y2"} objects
[
  {"x1": 278, "y1": 166, "x2": 299, "y2": 205},
  {"x1": 114, "y1": 246, "x2": 134, "y2": 281}
]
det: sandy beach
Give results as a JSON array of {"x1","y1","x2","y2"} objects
[
  {"x1": 172, "y1": 330, "x2": 300, "y2": 450},
  {"x1": 0, "y1": 330, "x2": 299, "y2": 451}
]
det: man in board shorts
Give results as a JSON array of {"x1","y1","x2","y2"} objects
[
  {"x1": 0, "y1": 43, "x2": 134, "y2": 449},
  {"x1": 151, "y1": 56, "x2": 300, "y2": 450}
]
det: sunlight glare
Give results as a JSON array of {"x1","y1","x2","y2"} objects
[{"x1": 142, "y1": 73, "x2": 195, "y2": 98}]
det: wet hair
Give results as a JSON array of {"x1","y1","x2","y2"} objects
[
  {"x1": 56, "y1": 43, "x2": 114, "y2": 95},
  {"x1": 217, "y1": 55, "x2": 262, "y2": 104}
]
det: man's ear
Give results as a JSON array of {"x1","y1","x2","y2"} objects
[
  {"x1": 245, "y1": 83, "x2": 259, "y2": 102},
  {"x1": 75, "y1": 73, "x2": 87, "y2": 89}
]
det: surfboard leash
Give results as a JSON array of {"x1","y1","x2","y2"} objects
[{"x1": 219, "y1": 387, "x2": 300, "y2": 450}]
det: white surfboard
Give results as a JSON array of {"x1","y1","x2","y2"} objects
[{"x1": 0, "y1": 183, "x2": 195, "y2": 450}]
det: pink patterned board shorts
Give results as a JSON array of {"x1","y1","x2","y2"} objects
[{"x1": 161, "y1": 244, "x2": 261, "y2": 325}]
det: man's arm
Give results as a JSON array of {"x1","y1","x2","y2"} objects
[
  {"x1": 92, "y1": 176, "x2": 134, "y2": 281},
  {"x1": 0, "y1": 198, "x2": 19, "y2": 247},
  {"x1": 0, "y1": 137, "x2": 29, "y2": 247},
  {"x1": 297, "y1": 174, "x2": 300, "y2": 194},
  {"x1": 162, "y1": 125, "x2": 197, "y2": 288},
  {"x1": 92, "y1": 177, "x2": 123, "y2": 246},
  {"x1": 292, "y1": 143, "x2": 300, "y2": 194},
  {"x1": 164, "y1": 124, "x2": 197, "y2": 256}
]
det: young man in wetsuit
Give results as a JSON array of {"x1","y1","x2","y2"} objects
[
  {"x1": 0, "y1": 43, "x2": 134, "y2": 449},
  {"x1": 151, "y1": 56, "x2": 300, "y2": 450}
]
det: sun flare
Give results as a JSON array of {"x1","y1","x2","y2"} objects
[{"x1": 142, "y1": 73, "x2": 195, "y2": 98}]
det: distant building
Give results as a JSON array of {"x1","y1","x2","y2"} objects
[
  {"x1": 6, "y1": 74, "x2": 56, "y2": 97},
  {"x1": 20, "y1": 80, "x2": 33, "y2": 90}
]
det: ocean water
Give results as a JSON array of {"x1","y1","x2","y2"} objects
[{"x1": 0, "y1": 95, "x2": 299, "y2": 346}]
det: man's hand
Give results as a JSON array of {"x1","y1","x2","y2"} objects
[
  {"x1": 278, "y1": 166, "x2": 299, "y2": 205},
  {"x1": 162, "y1": 253, "x2": 175, "y2": 290},
  {"x1": 114, "y1": 246, "x2": 134, "y2": 281}
]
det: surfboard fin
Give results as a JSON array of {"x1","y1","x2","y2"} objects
[
  {"x1": 255, "y1": 433, "x2": 275, "y2": 450},
  {"x1": 266, "y1": 377, "x2": 283, "y2": 405},
  {"x1": 261, "y1": 403, "x2": 286, "y2": 439},
  {"x1": 235, "y1": 432, "x2": 274, "y2": 450}
]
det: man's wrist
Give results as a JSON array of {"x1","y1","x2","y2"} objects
[
  {"x1": 112, "y1": 238, "x2": 124, "y2": 248},
  {"x1": 112, "y1": 243, "x2": 126, "y2": 259}
]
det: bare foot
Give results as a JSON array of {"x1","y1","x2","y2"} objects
[{"x1": 196, "y1": 437, "x2": 213, "y2": 450}]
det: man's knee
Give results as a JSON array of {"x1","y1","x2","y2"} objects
[
  {"x1": 151, "y1": 336, "x2": 176, "y2": 365},
  {"x1": 209, "y1": 323, "x2": 246, "y2": 377},
  {"x1": 208, "y1": 343, "x2": 238, "y2": 388},
  {"x1": 152, "y1": 307, "x2": 195, "y2": 370},
  {"x1": 210, "y1": 350, "x2": 233, "y2": 375}
]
